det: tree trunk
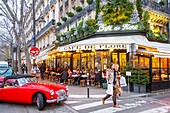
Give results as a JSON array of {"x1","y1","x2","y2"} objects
[
  {"x1": 17, "y1": 47, "x2": 22, "y2": 74},
  {"x1": 24, "y1": 45, "x2": 32, "y2": 75}
]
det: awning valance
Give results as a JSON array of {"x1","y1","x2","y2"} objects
[
  {"x1": 137, "y1": 49, "x2": 170, "y2": 58},
  {"x1": 150, "y1": 42, "x2": 170, "y2": 54},
  {"x1": 57, "y1": 35, "x2": 151, "y2": 52}
]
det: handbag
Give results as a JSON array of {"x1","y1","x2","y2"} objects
[{"x1": 116, "y1": 87, "x2": 123, "y2": 94}]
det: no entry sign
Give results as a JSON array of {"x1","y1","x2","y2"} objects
[{"x1": 30, "y1": 47, "x2": 40, "y2": 57}]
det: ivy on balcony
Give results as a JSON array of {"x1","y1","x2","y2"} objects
[{"x1": 75, "y1": 6, "x2": 83, "y2": 12}]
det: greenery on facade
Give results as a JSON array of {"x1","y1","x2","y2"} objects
[
  {"x1": 87, "y1": 0, "x2": 93, "y2": 4},
  {"x1": 56, "y1": 19, "x2": 97, "y2": 45},
  {"x1": 75, "y1": 6, "x2": 83, "y2": 12},
  {"x1": 66, "y1": 12, "x2": 74, "y2": 17},
  {"x1": 56, "y1": 22, "x2": 62, "y2": 26},
  {"x1": 137, "y1": 11, "x2": 150, "y2": 31},
  {"x1": 95, "y1": 0, "x2": 100, "y2": 20},
  {"x1": 159, "y1": 0, "x2": 165, "y2": 5},
  {"x1": 61, "y1": 17, "x2": 67, "y2": 22},
  {"x1": 136, "y1": 0, "x2": 143, "y2": 19},
  {"x1": 102, "y1": 0, "x2": 134, "y2": 25}
]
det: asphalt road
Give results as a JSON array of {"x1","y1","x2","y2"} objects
[
  {"x1": 1, "y1": 93, "x2": 170, "y2": 113},
  {"x1": 66, "y1": 93, "x2": 170, "y2": 113}
]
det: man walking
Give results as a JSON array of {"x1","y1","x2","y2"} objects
[{"x1": 40, "y1": 62, "x2": 46, "y2": 80}]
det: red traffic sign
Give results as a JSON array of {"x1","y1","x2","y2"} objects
[{"x1": 30, "y1": 47, "x2": 40, "y2": 57}]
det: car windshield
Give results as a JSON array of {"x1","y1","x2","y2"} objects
[{"x1": 17, "y1": 78, "x2": 28, "y2": 86}]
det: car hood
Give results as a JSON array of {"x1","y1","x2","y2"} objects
[{"x1": 23, "y1": 82, "x2": 66, "y2": 91}]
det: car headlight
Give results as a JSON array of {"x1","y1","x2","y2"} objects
[
  {"x1": 50, "y1": 90, "x2": 54, "y2": 96},
  {"x1": 66, "y1": 86, "x2": 69, "y2": 91}
]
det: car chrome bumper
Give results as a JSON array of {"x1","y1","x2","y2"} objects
[{"x1": 46, "y1": 95, "x2": 68, "y2": 103}]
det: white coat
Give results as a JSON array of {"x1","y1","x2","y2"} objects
[{"x1": 106, "y1": 70, "x2": 114, "y2": 95}]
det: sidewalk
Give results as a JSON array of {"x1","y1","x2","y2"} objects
[{"x1": 40, "y1": 79, "x2": 150, "y2": 99}]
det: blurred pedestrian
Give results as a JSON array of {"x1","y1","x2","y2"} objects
[{"x1": 40, "y1": 62, "x2": 46, "y2": 80}]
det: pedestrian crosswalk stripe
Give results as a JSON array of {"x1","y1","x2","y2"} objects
[
  {"x1": 89, "y1": 100, "x2": 147, "y2": 113},
  {"x1": 72, "y1": 100, "x2": 121, "y2": 111},
  {"x1": 138, "y1": 106, "x2": 170, "y2": 113},
  {"x1": 64, "y1": 101, "x2": 82, "y2": 104},
  {"x1": 69, "y1": 94, "x2": 106, "y2": 98}
]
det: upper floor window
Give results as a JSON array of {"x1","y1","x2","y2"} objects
[
  {"x1": 53, "y1": 9, "x2": 55, "y2": 19},
  {"x1": 47, "y1": 15, "x2": 49, "y2": 23}
]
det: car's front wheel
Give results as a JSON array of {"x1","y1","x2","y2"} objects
[{"x1": 36, "y1": 93, "x2": 44, "y2": 110}]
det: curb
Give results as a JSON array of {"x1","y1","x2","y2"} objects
[{"x1": 140, "y1": 90, "x2": 170, "y2": 97}]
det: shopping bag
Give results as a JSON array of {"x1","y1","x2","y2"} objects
[{"x1": 120, "y1": 76, "x2": 127, "y2": 87}]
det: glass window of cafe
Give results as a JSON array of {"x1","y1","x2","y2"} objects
[
  {"x1": 57, "y1": 53, "x2": 71, "y2": 70},
  {"x1": 95, "y1": 51, "x2": 109, "y2": 71},
  {"x1": 73, "y1": 52, "x2": 95, "y2": 74},
  {"x1": 152, "y1": 57, "x2": 169, "y2": 82},
  {"x1": 112, "y1": 52, "x2": 127, "y2": 70}
]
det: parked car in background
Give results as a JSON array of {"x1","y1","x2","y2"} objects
[
  {"x1": 0, "y1": 61, "x2": 13, "y2": 76},
  {"x1": 0, "y1": 75, "x2": 69, "y2": 110}
]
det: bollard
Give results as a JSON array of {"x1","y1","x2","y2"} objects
[{"x1": 87, "y1": 73, "x2": 90, "y2": 98}]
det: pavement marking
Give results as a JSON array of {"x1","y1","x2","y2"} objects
[
  {"x1": 64, "y1": 101, "x2": 82, "y2": 104},
  {"x1": 89, "y1": 100, "x2": 147, "y2": 113},
  {"x1": 72, "y1": 100, "x2": 121, "y2": 111},
  {"x1": 138, "y1": 106, "x2": 170, "y2": 113},
  {"x1": 69, "y1": 94, "x2": 106, "y2": 98}
]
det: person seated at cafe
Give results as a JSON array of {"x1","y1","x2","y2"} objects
[
  {"x1": 61, "y1": 68, "x2": 68, "y2": 84},
  {"x1": 161, "y1": 70, "x2": 167, "y2": 81},
  {"x1": 57, "y1": 66, "x2": 62, "y2": 73},
  {"x1": 95, "y1": 69, "x2": 103, "y2": 85},
  {"x1": 68, "y1": 69, "x2": 72, "y2": 77}
]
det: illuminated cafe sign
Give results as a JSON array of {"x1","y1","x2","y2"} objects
[
  {"x1": 97, "y1": 24, "x2": 138, "y2": 32},
  {"x1": 58, "y1": 44, "x2": 127, "y2": 51}
]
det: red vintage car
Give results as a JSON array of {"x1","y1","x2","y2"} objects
[{"x1": 0, "y1": 75, "x2": 68, "y2": 110}]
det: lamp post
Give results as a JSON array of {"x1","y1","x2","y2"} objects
[{"x1": 32, "y1": 0, "x2": 45, "y2": 64}]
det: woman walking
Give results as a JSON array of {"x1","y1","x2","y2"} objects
[{"x1": 102, "y1": 63, "x2": 121, "y2": 108}]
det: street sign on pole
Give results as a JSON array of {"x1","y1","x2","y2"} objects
[
  {"x1": 126, "y1": 71, "x2": 131, "y2": 93},
  {"x1": 30, "y1": 47, "x2": 40, "y2": 57}
]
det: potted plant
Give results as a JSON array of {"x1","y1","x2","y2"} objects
[
  {"x1": 56, "y1": 22, "x2": 62, "y2": 26},
  {"x1": 75, "y1": 6, "x2": 82, "y2": 12},
  {"x1": 66, "y1": 12, "x2": 74, "y2": 17},
  {"x1": 61, "y1": 17, "x2": 67, "y2": 22},
  {"x1": 130, "y1": 67, "x2": 150, "y2": 93}
]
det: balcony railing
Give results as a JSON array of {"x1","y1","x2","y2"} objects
[
  {"x1": 35, "y1": 19, "x2": 56, "y2": 39},
  {"x1": 56, "y1": 2, "x2": 96, "y2": 32},
  {"x1": 142, "y1": 0, "x2": 170, "y2": 15},
  {"x1": 26, "y1": 39, "x2": 32, "y2": 46}
]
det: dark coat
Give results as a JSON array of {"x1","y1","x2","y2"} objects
[
  {"x1": 40, "y1": 63, "x2": 46, "y2": 73},
  {"x1": 62, "y1": 70, "x2": 68, "y2": 80},
  {"x1": 95, "y1": 71, "x2": 102, "y2": 82}
]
